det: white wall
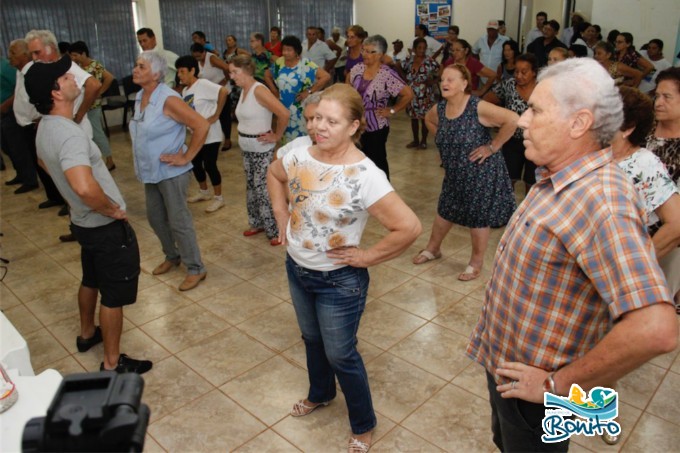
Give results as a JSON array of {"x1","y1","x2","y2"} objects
[
  {"x1": 354, "y1": 0, "x2": 504, "y2": 50},
  {"x1": 591, "y1": 0, "x2": 679, "y2": 61}
]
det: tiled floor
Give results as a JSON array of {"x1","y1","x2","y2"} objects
[{"x1": 2, "y1": 113, "x2": 680, "y2": 452}]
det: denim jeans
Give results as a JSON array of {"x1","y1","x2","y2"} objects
[{"x1": 286, "y1": 255, "x2": 376, "y2": 435}]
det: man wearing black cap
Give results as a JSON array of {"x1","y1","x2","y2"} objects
[{"x1": 25, "y1": 55, "x2": 152, "y2": 374}]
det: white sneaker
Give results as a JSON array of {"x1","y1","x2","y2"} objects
[
  {"x1": 205, "y1": 198, "x2": 225, "y2": 213},
  {"x1": 187, "y1": 192, "x2": 212, "y2": 203}
]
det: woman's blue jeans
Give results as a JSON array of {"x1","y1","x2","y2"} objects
[{"x1": 286, "y1": 254, "x2": 377, "y2": 435}]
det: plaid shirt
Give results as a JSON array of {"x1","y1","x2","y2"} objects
[{"x1": 467, "y1": 148, "x2": 672, "y2": 381}]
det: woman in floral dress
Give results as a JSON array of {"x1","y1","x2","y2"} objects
[{"x1": 402, "y1": 38, "x2": 439, "y2": 149}]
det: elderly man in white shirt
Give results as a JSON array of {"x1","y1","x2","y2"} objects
[
  {"x1": 301, "y1": 27, "x2": 337, "y2": 73},
  {"x1": 136, "y1": 28, "x2": 180, "y2": 87},
  {"x1": 473, "y1": 20, "x2": 508, "y2": 83}
]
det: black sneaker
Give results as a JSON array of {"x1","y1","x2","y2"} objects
[
  {"x1": 76, "y1": 326, "x2": 103, "y2": 352},
  {"x1": 100, "y1": 354, "x2": 153, "y2": 374}
]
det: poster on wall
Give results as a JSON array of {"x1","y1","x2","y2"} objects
[{"x1": 415, "y1": 0, "x2": 453, "y2": 42}]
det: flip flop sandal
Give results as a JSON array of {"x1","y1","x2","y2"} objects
[
  {"x1": 458, "y1": 265, "x2": 481, "y2": 281},
  {"x1": 290, "y1": 399, "x2": 329, "y2": 417},
  {"x1": 412, "y1": 249, "x2": 442, "y2": 265}
]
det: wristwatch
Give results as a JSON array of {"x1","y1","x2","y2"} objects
[
  {"x1": 389, "y1": 108, "x2": 396, "y2": 115},
  {"x1": 543, "y1": 372, "x2": 557, "y2": 394}
]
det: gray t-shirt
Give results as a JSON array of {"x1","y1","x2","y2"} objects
[{"x1": 36, "y1": 115, "x2": 125, "y2": 228}]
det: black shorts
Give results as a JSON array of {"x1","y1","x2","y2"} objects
[
  {"x1": 70, "y1": 220, "x2": 140, "y2": 308},
  {"x1": 501, "y1": 136, "x2": 536, "y2": 185}
]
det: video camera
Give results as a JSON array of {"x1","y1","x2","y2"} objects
[{"x1": 22, "y1": 372, "x2": 149, "y2": 452}]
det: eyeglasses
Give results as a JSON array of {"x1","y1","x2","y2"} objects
[
  {"x1": 361, "y1": 49, "x2": 379, "y2": 55},
  {"x1": 131, "y1": 109, "x2": 145, "y2": 123}
]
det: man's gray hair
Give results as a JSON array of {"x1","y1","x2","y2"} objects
[
  {"x1": 138, "y1": 51, "x2": 167, "y2": 82},
  {"x1": 332, "y1": 26, "x2": 342, "y2": 34},
  {"x1": 364, "y1": 35, "x2": 388, "y2": 54},
  {"x1": 302, "y1": 91, "x2": 322, "y2": 108},
  {"x1": 25, "y1": 29, "x2": 58, "y2": 51},
  {"x1": 538, "y1": 58, "x2": 623, "y2": 146}
]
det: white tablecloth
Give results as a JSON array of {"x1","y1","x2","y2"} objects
[{"x1": 0, "y1": 311, "x2": 34, "y2": 376}]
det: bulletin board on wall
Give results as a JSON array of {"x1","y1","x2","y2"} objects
[{"x1": 415, "y1": 0, "x2": 453, "y2": 42}]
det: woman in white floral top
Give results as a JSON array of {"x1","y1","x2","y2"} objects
[
  {"x1": 613, "y1": 86, "x2": 680, "y2": 305},
  {"x1": 267, "y1": 84, "x2": 421, "y2": 453}
]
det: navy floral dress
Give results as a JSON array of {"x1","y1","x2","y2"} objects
[{"x1": 435, "y1": 96, "x2": 516, "y2": 228}]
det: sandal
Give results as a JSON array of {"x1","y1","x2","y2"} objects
[
  {"x1": 406, "y1": 141, "x2": 419, "y2": 149},
  {"x1": 458, "y1": 265, "x2": 481, "y2": 281},
  {"x1": 412, "y1": 249, "x2": 442, "y2": 265},
  {"x1": 290, "y1": 399, "x2": 329, "y2": 417},
  {"x1": 243, "y1": 228, "x2": 265, "y2": 237},
  {"x1": 419, "y1": 142, "x2": 427, "y2": 149},
  {"x1": 348, "y1": 437, "x2": 371, "y2": 453}
]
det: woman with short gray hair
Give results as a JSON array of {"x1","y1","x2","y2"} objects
[
  {"x1": 347, "y1": 34, "x2": 413, "y2": 179},
  {"x1": 129, "y1": 51, "x2": 210, "y2": 291}
]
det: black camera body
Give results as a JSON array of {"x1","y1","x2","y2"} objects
[{"x1": 22, "y1": 372, "x2": 149, "y2": 452}]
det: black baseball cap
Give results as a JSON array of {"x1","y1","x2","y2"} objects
[{"x1": 25, "y1": 54, "x2": 72, "y2": 109}]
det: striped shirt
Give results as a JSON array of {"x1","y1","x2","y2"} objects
[{"x1": 466, "y1": 148, "x2": 672, "y2": 381}]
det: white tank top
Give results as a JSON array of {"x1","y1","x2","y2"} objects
[
  {"x1": 235, "y1": 82, "x2": 273, "y2": 135},
  {"x1": 199, "y1": 53, "x2": 226, "y2": 84}
]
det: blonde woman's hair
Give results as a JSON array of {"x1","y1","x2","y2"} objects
[
  {"x1": 443, "y1": 63, "x2": 472, "y2": 94},
  {"x1": 230, "y1": 54, "x2": 255, "y2": 76},
  {"x1": 319, "y1": 84, "x2": 366, "y2": 142}
]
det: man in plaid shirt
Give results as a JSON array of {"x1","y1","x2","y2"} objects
[{"x1": 467, "y1": 58, "x2": 678, "y2": 452}]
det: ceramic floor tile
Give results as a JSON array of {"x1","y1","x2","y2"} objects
[
  {"x1": 197, "y1": 280, "x2": 284, "y2": 325},
  {"x1": 34, "y1": 354, "x2": 87, "y2": 376},
  {"x1": 366, "y1": 264, "x2": 413, "y2": 298},
  {"x1": 450, "y1": 363, "x2": 490, "y2": 400},
  {"x1": 646, "y1": 370, "x2": 680, "y2": 425},
  {"x1": 272, "y1": 393, "x2": 395, "y2": 453},
  {"x1": 0, "y1": 283, "x2": 22, "y2": 310},
  {"x1": 143, "y1": 434, "x2": 167, "y2": 452},
  {"x1": 2, "y1": 254, "x2": 79, "y2": 302},
  {"x1": 379, "y1": 278, "x2": 466, "y2": 320},
  {"x1": 235, "y1": 429, "x2": 301, "y2": 452},
  {"x1": 371, "y1": 426, "x2": 444, "y2": 452},
  {"x1": 236, "y1": 302, "x2": 301, "y2": 352},
  {"x1": 23, "y1": 327, "x2": 69, "y2": 371},
  {"x1": 366, "y1": 353, "x2": 447, "y2": 422},
  {"x1": 140, "y1": 303, "x2": 229, "y2": 353},
  {"x1": 390, "y1": 323, "x2": 472, "y2": 381},
  {"x1": 621, "y1": 412, "x2": 680, "y2": 452},
  {"x1": 149, "y1": 389, "x2": 266, "y2": 452},
  {"x1": 617, "y1": 361, "x2": 666, "y2": 410},
  {"x1": 220, "y1": 355, "x2": 309, "y2": 426},
  {"x1": 161, "y1": 262, "x2": 244, "y2": 302},
  {"x1": 402, "y1": 384, "x2": 496, "y2": 452},
  {"x1": 571, "y1": 401, "x2": 642, "y2": 452},
  {"x1": 418, "y1": 257, "x2": 490, "y2": 295},
  {"x1": 431, "y1": 296, "x2": 484, "y2": 337},
  {"x1": 123, "y1": 283, "x2": 193, "y2": 325},
  {"x1": 142, "y1": 356, "x2": 214, "y2": 422},
  {"x1": 177, "y1": 327, "x2": 276, "y2": 386},
  {"x1": 23, "y1": 282, "x2": 81, "y2": 326},
  {"x1": 3, "y1": 303, "x2": 43, "y2": 335},
  {"x1": 358, "y1": 300, "x2": 427, "y2": 350}
]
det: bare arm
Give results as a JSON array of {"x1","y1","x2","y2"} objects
[
  {"x1": 470, "y1": 100, "x2": 518, "y2": 164},
  {"x1": 254, "y1": 85, "x2": 290, "y2": 144},
  {"x1": 652, "y1": 193, "x2": 680, "y2": 258},
  {"x1": 263, "y1": 68, "x2": 279, "y2": 97},
  {"x1": 209, "y1": 54, "x2": 230, "y2": 82},
  {"x1": 496, "y1": 302, "x2": 678, "y2": 403},
  {"x1": 1, "y1": 94, "x2": 14, "y2": 114},
  {"x1": 74, "y1": 77, "x2": 101, "y2": 124},
  {"x1": 206, "y1": 87, "x2": 228, "y2": 124},
  {"x1": 377, "y1": 84, "x2": 414, "y2": 119},
  {"x1": 267, "y1": 158, "x2": 290, "y2": 244},
  {"x1": 483, "y1": 89, "x2": 502, "y2": 105},
  {"x1": 326, "y1": 191, "x2": 422, "y2": 267},
  {"x1": 64, "y1": 165, "x2": 126, "y2": 219},
  {"x1": 295, "y1": 67, "x2": 331, "y2": 103},
  {"x1": 99, "y1": 70, "x2": 115, "y2": 97},
  {"x1": 618, "y1": 62, "x2": 643, "y2": 88},
  {"x1": 474, "y1": 65, "x2": 497, "y2": 97},
  {"x1": 424, "y1": 104, "x2": 438, "y2": 136},
  {"x1": 636, "y1": 56, "x2": 655, "y2": 77},
  {"x1": 159, "y1": 96, "x2": 209, "y2": 165}
]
